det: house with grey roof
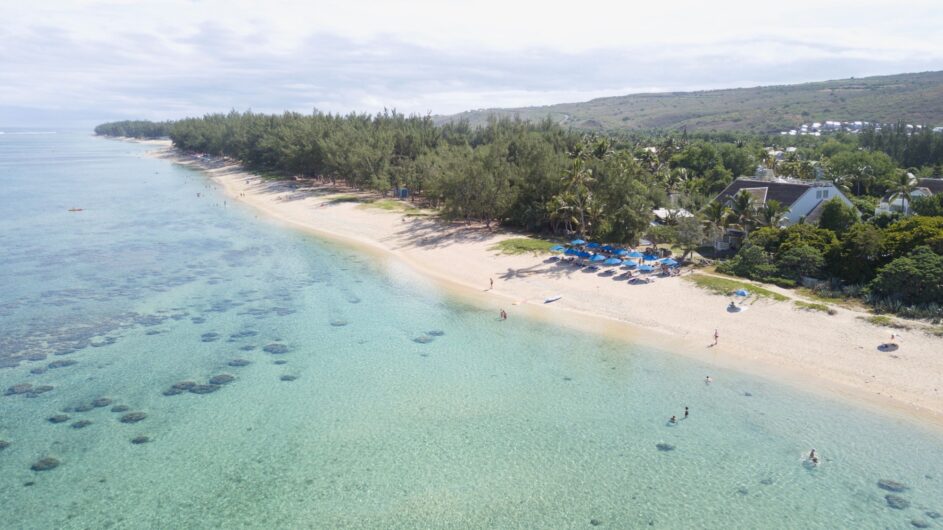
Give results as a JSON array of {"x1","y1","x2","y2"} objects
[
  {"x1": 875, "y1": 178, "x2": 943, "y2": 216},
  {"x1": 710, "y1": 177, "x2": 854, "y2": 250}
]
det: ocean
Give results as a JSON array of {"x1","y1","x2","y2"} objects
[{"x1": 1, "y1": 131, "x2": 941, "y2": 528}]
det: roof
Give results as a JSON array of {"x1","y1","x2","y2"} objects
[
  {"x1": 714, "y1": 178, "x2": 813, "y2": 208},
  {"x1": 918, "y1": 178, "x2": 943, "y2": 195}
]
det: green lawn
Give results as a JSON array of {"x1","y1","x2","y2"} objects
[
  {"x1": 489, "y1": 238, "x2": 557, "y2": 255},
  {"x1": 358, "y1": 198, "x2": 418, "y2": 212},
  {"x1": 685, "y1": 275, "x2": 789, "y2": 302}
]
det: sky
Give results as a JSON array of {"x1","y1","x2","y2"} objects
[{"x1": 2, "y1": 0, "x2": 943, "y2": 127}]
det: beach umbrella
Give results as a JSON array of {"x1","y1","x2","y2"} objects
[
  {"x1": 603, "y1": 258, "x2": 622, "y2": 266},
  {"x1": 734, "y1": 289, "x2": 750, "y2": 296},
  {"x1": 621, "y1": 261, "x2": 638, "y2": 269},
  {"x1": 601, "y1": 245, "x2": 615, "y2": 252},
  {"x1": 570, "y1": 239, "x2": 586, "y2": 246},
  {"x1": 577, "y1": 250, "x2": 592, "y2": 258},
  {"x1": 550, "y1": 245, "x2": 566, "y2": 252},
  {"x1": 639, "y1": 264, "x2": 655, "y2": 272},
  {"x1": 642, "y1": 254, "x2": 658, "y2": 262},
  {"x1": 589, "y1": 254, "x2": 607, "y2": 262},
  {"x1": 615, "y1": 249, "x2": 629, "y2": 256},
  {"x1": 660, "y1": 258, "x2": 678, "y2": 266},
  {"x1": 565, "y1": 248, "x2": 580, "y2": 256},
  {"x1": 586, "y1": 242, "x2": 601, "y2": 249},
  {"x1": 627, "y1": 251, "x2": 644, "y2": 258}
]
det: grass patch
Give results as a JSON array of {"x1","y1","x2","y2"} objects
[
  {"x1": 489, "y1": 238, "x2": 556, "y2": 255},
  {"x1": 325, "y1": 194, "x2": 365, "y2": 204},
  {"x1": 794, "y1": 301, "x2": 837, "y2": 315},
  {"x1": 858, "y1": 315, "x2": 911, "y2": 330},
  {"x1": 685, "y1": 275, "x2": 789, "y2": 302},
  {"x1": 359, "y1": 198, "x2": 417, "y2": 212},
  {"x1": 930, "y1": 327, "x2": 943, "y2": 337}
]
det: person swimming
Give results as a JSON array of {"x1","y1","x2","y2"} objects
[
  {"x1": 669, "y1": 415, "x2": 677, "y2": 424},
  {"x1": 808, "y1": 449, "x2": 818, "y2": 464}
]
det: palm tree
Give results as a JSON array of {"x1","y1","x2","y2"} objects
[
  {"x1": 757, "y1": 199, "x2": 788, "y2": 227},
  {"x1": 763, "y1": 152, "x2": 779, "y2": 178},
  {"x1": 887, "y1": 170, "x2": 918, "y2": 215},
  {"x1": 728, "y1": 190, "x2": 756, "y2": 234},
  {"x1": 561, "y1": 157, "x2": 595, "y2": 235},
  {"x1": 700, "y1": 200, "x2": 731, "y2": 241}
]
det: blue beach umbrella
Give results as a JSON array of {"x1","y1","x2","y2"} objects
[
  {"x1": 639, "y1": 264, "x2": 655, "y2": 272},
  {"x1": 577, "y1": 250, "x2": 592, "y2": 258},
  {"x1": 564, "y1": 248, "x2": 580, "y2": 256},
  {"x1": 601, "y1": 245, "x2": 615, "y2": 252},
  {"x1": 590, "y1": 254, "x2": 607, "y2": 262},
  {"x1": 570, "y1": 239, "x2": 586, "y2": 246},
  {"x1": 550, "y1": 245, "x2": 566, "y2": 252},
  {"x1": 627, "y1": 251, "x2": 644, "y2": 258},
  {"x1": 660, "y1": 258, "x2": 678, "y2": 266},
  {"x1": 734, "y1": 289, "x2": 750, "y2": 296},
  {"x1": 586, "y1": 242, "x2": 601, "y2": 249},
  {"x1": 643, "y1": 254, "x2": 658, "y2": 262},
  {"x1": 603, "y1": 258, "x2": 622, "y2": 266},
  {"x1": 615, "y1": 249, "x2": 629, "y2": 256},
  {"x1": 622, "y1": 261, "x2": 638, "y2": 269}
]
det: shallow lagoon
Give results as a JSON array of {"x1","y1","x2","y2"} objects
[{"x1": 1, "y1": 132, "x2": 942, "y2": 528}]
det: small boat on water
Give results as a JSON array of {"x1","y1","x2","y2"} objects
[
  {"x1": 68, "y1": 208, "x2": 84, "y2": 212},
  {"x1": 544, "y1": 295, "x2": 562, "y2": 303}
]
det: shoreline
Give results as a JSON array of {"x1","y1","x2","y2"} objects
[{"x1": 145, "y1": 142, "x2": 943, "y2": 433}]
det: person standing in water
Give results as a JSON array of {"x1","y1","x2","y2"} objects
[{"x1": 684, "y1": 406, "x2": 689, "y2": 419}]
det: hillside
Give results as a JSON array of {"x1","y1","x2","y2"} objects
[{"x1": 439, "y1": 70, "x2": 943, "y2": 134}]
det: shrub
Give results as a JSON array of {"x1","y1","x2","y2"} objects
[{"x1": 867, "y1": 246, "x2": 943, "y2": 306}]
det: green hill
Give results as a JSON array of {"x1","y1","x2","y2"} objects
[{"x1": 439, "y1": 70, "x2": 943, "y2": 134}]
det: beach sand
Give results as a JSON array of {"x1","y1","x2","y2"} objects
[{"x1": 152, "y1": 145, "x2": 943, "y2": 428}]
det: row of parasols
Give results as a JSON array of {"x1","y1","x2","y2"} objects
[{"x1": 548, "y1": 240, "x2": 678, "y2": 271}]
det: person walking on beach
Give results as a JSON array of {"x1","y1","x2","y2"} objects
[
  {"x1": 713, "y1": 329, "x2": 719, "y2": 346},
  {"x1": 490, "y1": 278, "x2": 494, "y2": 290},
  {"x1": 499, "y1": 309, "x2": 507, "y2": 320}
]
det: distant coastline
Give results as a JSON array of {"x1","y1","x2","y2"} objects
[{"x1": 138, "y1": 139, "x2": 943, "y2": 432}]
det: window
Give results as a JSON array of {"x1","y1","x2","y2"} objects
[
  {"x1": 815, "y1": 190, "x2": 822, "y2": 199},
  {"x1": 823, "y1": 190, "x2": 829, "y2": 198}
]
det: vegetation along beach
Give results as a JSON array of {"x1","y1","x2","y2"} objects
[{"x1": 5, "y1": 1, "x2": 943, "y2": 527}]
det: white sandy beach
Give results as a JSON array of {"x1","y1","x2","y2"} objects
[{"x1": 152, "y1": 145, "x2": 943, "y2": 427}]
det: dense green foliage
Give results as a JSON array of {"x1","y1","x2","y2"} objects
[
  {"x1": 859, "y1": 122, "x2": 943, "y2": 168},
  {"x1": 94, "y1": 120, "x2": 173, "y2": 138},
  {"x1": 442, "y1": 71, "x2": 943, "y2": 134},
  {"x1": 867, "y1": 247, "x2": 943, "y2": 306}
]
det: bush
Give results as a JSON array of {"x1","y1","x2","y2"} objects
[
  {"x1": 777, "y1": 244, "x2": 825, "y2": 280},
  {"x1": 867, "y1": 246, "x2": 943, "y2": 306}
]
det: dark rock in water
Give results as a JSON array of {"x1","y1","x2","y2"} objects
[
  {"x1": 280, "y1": 375, "x2": 298, "y2": 382},
  {"x1": 239, "y1": 345, "x2": 256, "y2": 351},
  {"x1": 655, "y1": 443, "x2": 675, "y2": 452},
  {"x1": 743, "y1": 392, "x2": 753, "y2": 397},
  {"x1": 413, "y1": 335, "x2": 433, "y2": 344},
  {"x1": 47, "y1": 359, "x2": 77, "y2": 369},
  {"x1": 911, "y1": 519, "x2": 931, "y2": 529},
  {"x1": 229, "y1": 330, "x2": 258, "y2": 339},
  {"x1": 145, "y1": 330, "x2": 162, "y2": 335},
  {"x1": 30, "y1": 368, "x2": 47, "y2": 375},
  {"x1": 71, "y1": 420, "x2": 93, "y2": 429},
  {"x1": 30, "y1": 385, "x2": 54, "y2": 395},
  {"x1": 926, "y1": 511, "x2": 941, "y2": 519},
  {"x1": 427, "y1": 330, "x2": 445, "y2": 337},
  {"x1": 162, "y1": 388, "x2": 184, "y2": 396},
  {"x1": 590, "y1": 519, "x2": 602, "y2": 527},
  {"x1": 191, "y1": 317, "x2": 206, "y2": 324},
  {"x1": 91, "y1": 397, "x2": 113, "y2": 408},
  {"x1": 73, "y1": 404, "x2": 94, "y2": 413},
  {"x1": 736, "y1": 487, "x2": 749, "y2": 496},
  {"x1": 760, "y1": 478, "x2": 774, "y2": 486},
  {"x1": 23, "y1": 481, "x2": 35, "y2": 487},
  {"x1": 31, "y1": 457, "x2": 60, "y2": 471},
  {"x1": 189, "y1": 384, "x2": 220, "y2": 394},
  {"x1": 130, "y1": 436, "x2": 151, "y2": 445},
  {"x1": 273, "y1": 360, "x2": 288, "y2": 365},
  {"x1": 5, "y1": 383, "x2": 33, "y2": 396},
  {"x1": 0, "y1": 359, "x2": 19, "y2": 369},
  {"x1": 48, "y1": 414, "x2": 70, "y2": 424},
  {"x1": 877, "y1": 479, "x2": 909, "y2": 493},
  {"x1": 111, "y1": 405, "x2": 130, "y2": 413},
  {"x1": 0, "y1": 440, "x2": 9, "y2": 450},
  {"x1": 25, "y1": 353, "x2": 47, "y2": 362},
  {"x1": 120, "y1": 412, "x2": 147, "y2": 423},
  {"x1": 201, "y1": 332, "x2": 220, "y2": 342},
  {"x1": 172, "y1": 381, "x2": 198, "y2": 391},
  {"x1": 886, "y1": 494, "x2": 910, "y2": 510},
  {"x1": 330, "y1": 319, "x2": 348, "y2": 327},
  {"x1": 263, "y1": 343, "x2": 289, "y2": 354},
  {"x1": 208, "y1": 374, "x2": 235, "y2": 385},
  {"x1": 227, "y1": 359, "x2": 251, "y2": 367}
]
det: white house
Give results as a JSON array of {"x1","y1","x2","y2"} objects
[
  {"x1": 711, "y1": 177, "x2": 855, "y2": 250},
  {"x1": 875, "y1": 178, "x2": 943, "y2": 216}
]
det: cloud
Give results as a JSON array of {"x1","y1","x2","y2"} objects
[{"x1": 1, "y1": 1, "x2": 942, "y2": 126}]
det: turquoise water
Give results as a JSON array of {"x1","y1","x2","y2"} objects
[{"x1": 1, "y1": 132, "x2": 942, "y2": 529}]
